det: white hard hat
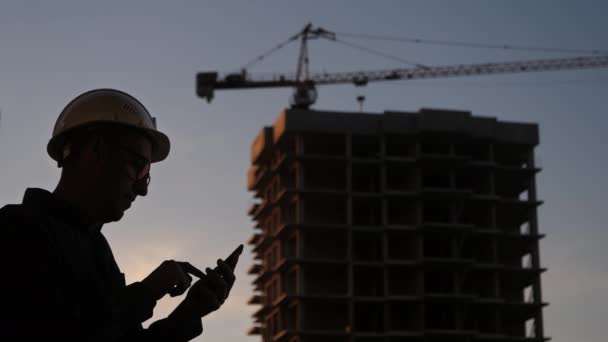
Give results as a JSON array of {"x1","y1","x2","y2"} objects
[{"x1": 48, "y1": 89, "x2": 170, "y2": 163}]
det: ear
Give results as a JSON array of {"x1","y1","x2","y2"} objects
[
  {"x1": 76, "y1": 135, "x2": 104, "y2": 168},
  {"x1": 92, "y1": 135, "x2": 110, "y2": 163}
]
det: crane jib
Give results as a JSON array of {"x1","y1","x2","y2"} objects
[{"x1": 196, "y1": 54, "x2": 608, "y2": 106}]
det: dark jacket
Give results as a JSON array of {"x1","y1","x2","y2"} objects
[{"x1": 0, "y1": 188, "x2": 202, "y2": 341}]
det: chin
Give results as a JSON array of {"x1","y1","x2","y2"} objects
[{"x1": 104, "y1": 209, "x2": 125, "y2": 223}]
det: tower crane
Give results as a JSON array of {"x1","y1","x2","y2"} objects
[{"x1": 196, "y1": 24, "x2": 608, "y2": 109}]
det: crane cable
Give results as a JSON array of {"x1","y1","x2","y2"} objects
[
  {"x1": 240, "y1": 29, "x2": 433, "y2": 72},
  {"x1": 242, "y1": 34, "x2": 300, "y2": 70},
  {"x1": 239, "y1": 28, "x2": 607, "y2": 75},
  {"x1": 326, "y1": 36, "x2": 430, "y2": 69},
  {"x1": 334, "y1": 31, "x2": 608, "y2": 55}
]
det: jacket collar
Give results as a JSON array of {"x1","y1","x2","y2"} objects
[{"x1": 22, "y1": 188, "x2": 104, "y2": 233}]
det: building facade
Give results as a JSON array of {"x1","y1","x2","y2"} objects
[{"x1": 247, "y1": 108, "x2": 548, "y2": 342}]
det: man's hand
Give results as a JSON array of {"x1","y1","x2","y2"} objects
[
  {"x1": 170, "y1": 256, "x2": 240, "y2": 319},
  {"x1": 141, "y1": 260, "x2": 205, "y2": 300}
]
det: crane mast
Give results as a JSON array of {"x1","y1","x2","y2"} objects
[{"x1": 196, "y1": 25, "x2": 608, "y2": 108}]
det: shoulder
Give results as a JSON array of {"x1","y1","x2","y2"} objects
[
  {"x1": 0, "y1": 204, "x2": 27, "y2": 225},
  {"x1": 0, "y1": 204, "x2": 43, "y2": 243}
]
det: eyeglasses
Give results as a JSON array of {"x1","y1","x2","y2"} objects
[{"x1": 117, "y1": 144, "x2": 151, "y2": 185}]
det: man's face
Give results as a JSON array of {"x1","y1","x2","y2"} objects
[{"x1": 94, "y1": 132, "x2": 153, "y2": 223}]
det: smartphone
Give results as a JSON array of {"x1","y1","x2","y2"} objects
[{"x1": 214, "y1": 244, "x2": 244, "y2": 271}]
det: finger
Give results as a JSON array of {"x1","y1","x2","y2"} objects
[
  {"x1": 169, "y1": 278, "x2": 192, "y2": 296},
  {"x1": 216, "y1": 259, "x2": 236, "y2": 288},
  {"x1": 206, "y1": 268, "x2": 228, "y2": 301},
  {"x1": 178, "y1": 261, "x2": 206, "y2": 279},
  {"x1": 170, "y1": 264, "x2": 192, "y2": 297},
  {"x1": 216, "y1": 260, "x2": 236, "y2": 295},
  {"x1": 205, "y1": 267, "x2": 229, "y2": 303},
  {"x1": 190, "y1": 279, "x2": 222, "y2": 314}
]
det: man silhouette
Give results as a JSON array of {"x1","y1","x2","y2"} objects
[{"x1": 0, "y1": 89, "x2": 241, "y2": 341}]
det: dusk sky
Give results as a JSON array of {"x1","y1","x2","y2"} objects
[{"x1": 1, "y1": 1, "x2": 607, "y2": 341}]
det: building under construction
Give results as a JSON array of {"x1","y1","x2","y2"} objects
[{"x1": 246, "y1": 108, "x2": 548, "y2": 342}]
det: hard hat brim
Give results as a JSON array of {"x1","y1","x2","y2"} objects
[{"x1": 47, "y1": 122, "x2": 170, "y2": 163}]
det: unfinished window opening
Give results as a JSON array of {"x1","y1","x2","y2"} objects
[
  {"x1": 305, "y1": 265, "x2": 348, "y2": 295},
  {"x1": 502, "y1": 314, "x2": 526, "y2": 336},
  {"x1": 423, "y1": 233, "x2": 453, "y2": 259},
  {"x1": 281, "y1": 166, "x2": 297, "y2": 189},
  {"x1": 354, "y1": 266, "x2": 384, "y2": 296},
  {"x1": 423, "y1": 200, "x2": 452, "y2": 224},
  {"x1": 352, "y1": 163, "x2": 381, "y2": 193},
  {"x1": 463, "y1": 310, "x2": 476, "y2": 331},
  {"x1": 462, "y1": 271, "x2": 496, "y2": 298},
  {"x1": 266, "y1": 311, "x2": 281, "y2": 337},
  {"x1": 522, "y1": 253, "x2": 532, "y2": 269},
  {"x1": 460, "y1": 238, "x2": 475, "y2": 260},
  {"x1": 422, "y1": 167, "x2": 451, "y2": 188},
  {"x1": 352, "y1": 135, "x2": 380, "y2": 158},
  {"x1": 425, "y1": 303, "x2": 456, "y2": 329},
  {"x1": 352, "y1": 197, "x2": 382, "y2": 226},
  {"x1": 462, "y1": 237, "x2": 494, "y2": 263},
  {"x1": 353, "y1": 231, "x2": 383, "y2": 261},
  {"x1": 301, "y1": 133, "x2": 346, "y2": 156},
  {"x1": 388, "y1": 302, "x2": 421, "y2": 331},
  {"x1": 520, "y1": 221, "x2": 531, "y2": 235},
  {"x1": 495, "y1": 172, "x2": 531, "y2": 198},
  {"x1": 500, "y1": 223, "x2": 520, "y2": 235},
  {"x1": 354, "y1": 302, "x2": 384, "y2": 332},
  {"x1": 385, "y1": 135, "x2": 416, "y2": 157},
  {"x1": 421, "y1": 140, "x2": 451, "y2": 155},
  {"x1": 518, "y1": 189, "x2": 530, "y2": 201},
  {"x1": 263, "y1": 243, "x2": 281, "y2": 271},
  {"x1": 282, "y1": 233, "x2": 298, "y2": 259},
  {"x1": 498, "y1": 248, "x2": 518, "y2": 268},
  {"x1": 425, "y1": 270, "x2": 455, "y2": 294},
  {"x1": 303, "y1": 301, "x2": 348, "y2": 331},
  {"x1": 386, "y1": 164, "x2": 417, "y2": 191},
  {"x1": 303, "y1": 230, "x2": 347, "y2": 259},
  {"x1": 303, "y1": 160, "x2": 346, "y2": 190},
  {"x1": 273, "y1": 208, "x2": 283, "y2": 232},
  {"x1": 478, "y1": 309, "x2": 498, "y2": 333},
  {"x1": 264, "y1": 210, "x2": 278, "y2": 235},
  {"x1": 454, "y1": 141, "x2": 491, "y2": 161},
  {"x1": 284, "y1": 268, "x2": 299, "y2": 296},
  {"x1": 387, "y1": 198, "x2": 417, "y2": 225},
  {"x1": 458, "y1": 202, "x2": 493, "y2": 228},
  {"x1": 478, "y1": 239, "x2": 495, "y2": 263},
  {"x1": 525, "y1": 318, "x2": 536, "y2": 337},
  {"x1": 494, "y1": 143, "x2": 531, "y2": 167},
  {"x1": 284, "y1": 304, "x2": 298, "y2": 331},
  {"x1": 387, "y1": 267, "x2": 419, "y2": 295},
  {"x1": 454, "y1": 168, "x2": 492, "y2": 194},
  {"x1": 303, "y1": 195, "x2": 346, "y2": 225},
  {"x1": 386, "y1": 231, "x2": 417, "y2": 260},
  {"x1": 264, "y1": 277, "x2": 281, "y2": 304},
  {"x1": 282, "y1": 201, "x2": 298, "y2": 225},
  {"x1": 496, "y1": 203, "x2": 530, "y2": 228},
  {"x1": 524, "y1": 285, "x2": 534, "y2": 303}
]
